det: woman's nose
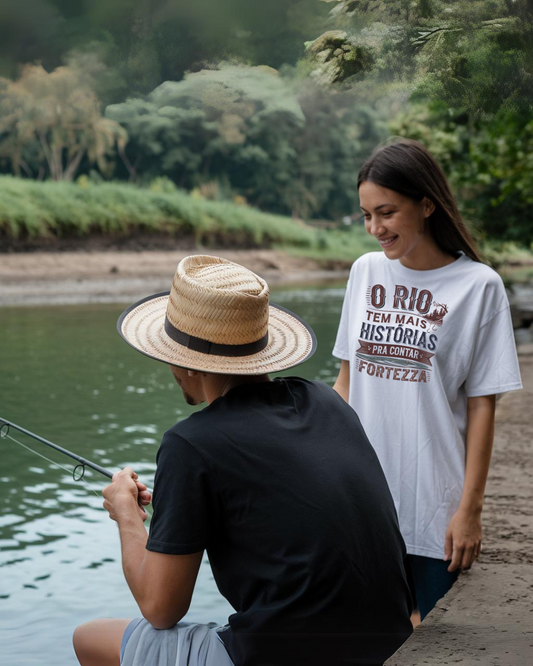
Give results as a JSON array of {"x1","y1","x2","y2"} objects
[{"x1": 366, "y1": 217, "x2": 385, "y2": 237}]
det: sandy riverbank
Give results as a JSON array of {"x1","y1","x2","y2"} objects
[{"x1": 0, "y1": 249, "x2": 350, "y2": 306}]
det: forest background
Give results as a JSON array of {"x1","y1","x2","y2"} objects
[{"x1": 1, "y1": 0, "x2": 532, "y2": 264}]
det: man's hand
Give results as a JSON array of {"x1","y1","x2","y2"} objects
[
  {"x1": 102, "y1": 467, "x2": 201, "y2": 629},
  {"x1": 444, "y1": 508, "x2": 482, "y2": 572},
  {"x1": 102, "y1": 467, "x2": 152, "y2": 523}
]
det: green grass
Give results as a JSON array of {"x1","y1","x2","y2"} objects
[
  {"x1": 0, "y1": 176, "x2": 317, "y2": 248},
  {"x1": 0, "y1": 176, "x2": 378, "y2": 263},
  {"x1": 1, "y1": 177, "x2": 531, "y2": 273},
  {"x1": 277, "y1": 226, "x2": 379, "y2": 265}
]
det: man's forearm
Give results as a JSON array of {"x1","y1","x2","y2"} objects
[{"x1": 117, "y1": 511, "x2": 150, "y2": 608}]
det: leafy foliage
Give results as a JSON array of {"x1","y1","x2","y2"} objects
[
  {"x1": 0, "y1": 175, "x2": 379, "y2": 263},
  {"x1": 0, "y1": 175, "x2": 318, "y2": 246},
  {"x1": 0, "y1": 0, "x2": 532, "y2": 249},
  {"x1": 0, "y1": 0, "x2": 330, "y2": 101},
  {"x1": 0, "y1": 63, "x2": 126, "y2": 180},
  {"x1": 106, "y1": 64, "x2": 386, "y2": 220},
  {"x1": 312, "y1": 0, "x2": 533, "y2": 123},
  {"x1": 390, "y1": 102, "x2": 533, "y2": 244}
]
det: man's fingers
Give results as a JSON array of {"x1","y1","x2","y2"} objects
[
  {"x1": 122, "y1": 466, "x2": 137, "y2": 479},
  {"x1": 112, "y1": 467, "x2": 138, "y2": 482},
  {"x1": 138, "y1": 491, "x2": 152, "y2": 505}
]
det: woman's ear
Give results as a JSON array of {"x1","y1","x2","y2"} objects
[{"x1": 422, "y1": 197, "x2": 436, "y2": 217}]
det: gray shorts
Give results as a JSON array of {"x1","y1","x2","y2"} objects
[{"x1": 120, "y1": 618, "x2": 234, "y2": 666}]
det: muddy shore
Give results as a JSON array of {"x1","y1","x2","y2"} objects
[{"x1": 0, "y1": 249, "x2": 349, "y2": 306}]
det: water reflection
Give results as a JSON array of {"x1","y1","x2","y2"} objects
[{"x1": 0, "y1": 285, "x2": 344, "y2": 664}]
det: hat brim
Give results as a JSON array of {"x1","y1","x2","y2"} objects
[{"x1": 117, "y1": 291, "x2": 317, "y2": 375}]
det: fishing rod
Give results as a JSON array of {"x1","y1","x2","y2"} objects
[
  {"x1": 0, "y1": 417, "x2": 114, "y2": 482},
  {"x1": 0, "y1": 418, "x2": 152, "y2": 504}
]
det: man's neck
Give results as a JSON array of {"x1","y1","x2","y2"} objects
[{"x1": 204, "y1": 374, "x2": 271, "y2": 404}]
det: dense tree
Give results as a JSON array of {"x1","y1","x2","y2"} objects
[
  {"x1": 303, "y1": 1, "x2": 533, "y2": 242},
  {"x1": 0, "y1": 63, "x2": 126, "y2": 180},
  {"x1": 0, "y1": 0, "x2": 330, "y2": 103},
  {"x1": 390, "y1": 101, "x2": 533, "y2": 244},
  {"x1": 308, "y1": 0, "x2": 533, "y2": 122},
  {"x1": 106, "y1": 64, "x2": 384, "y2": 219}
]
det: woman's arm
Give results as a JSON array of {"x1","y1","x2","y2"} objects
[
  {"x1": 333, "y1": 360, "x2": 350, "y2": 402},
  {"x1": 445, "y1": 394, "x2": 497, "y2": 572}
]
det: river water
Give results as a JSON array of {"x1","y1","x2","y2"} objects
[{"x1": 0, "y1": 285, "x2": 345, "y2": 665}]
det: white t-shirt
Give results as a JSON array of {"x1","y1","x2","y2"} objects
[{"x1": 333, "y1": 252, "x2": 522, "y2": 559}]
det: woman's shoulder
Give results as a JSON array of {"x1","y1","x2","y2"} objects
[
  {"x1": 455, "y1": 256, "x2": 510, "y2": 316},
  {"x1": 456, "y1": 255, "x2": 504, "y2": 287}
]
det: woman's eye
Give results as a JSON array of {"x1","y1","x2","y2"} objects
[{"x1": 382, "y1": 211, "x2": 392, "y2": 217}]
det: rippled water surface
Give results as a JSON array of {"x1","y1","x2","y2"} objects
[{"x1": 0, "y1": 285, "x2": 345, "y2": 665}]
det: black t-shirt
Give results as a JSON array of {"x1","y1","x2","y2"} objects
[{"x1": 147, "y1": 377, "x2": 412, "y2": 666}]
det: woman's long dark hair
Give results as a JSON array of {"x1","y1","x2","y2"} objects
[{"x1": 358, "y1": 138, "x2": 482, "y2": 263}]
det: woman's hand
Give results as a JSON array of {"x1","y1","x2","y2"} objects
[
  {"x1": 444, "y1": 507, "x2": 482, "y2": 572},
  {"x1": 102, "y1": 467, "x2": 152, "y2": 523},
  {"x1": 444, "y1": 395, "x2": 495, "y2": 572}
]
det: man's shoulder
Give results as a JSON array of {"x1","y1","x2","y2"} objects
[
  {"x1": 167, "y1": 377, "x2": 344, "y2": 435},
  {"x1": 165, "y1": 412, "x2": 205, "y2": 445},
  {"x1": 273, "y1": 376, "x2": 343, "y2": 403}
]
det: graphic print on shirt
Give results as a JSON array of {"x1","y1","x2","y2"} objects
[{"x1": 354, "y1": 284, "x2": 449, "y2": 383}]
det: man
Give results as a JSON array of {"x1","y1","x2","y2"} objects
[{"x1": 73, "y1": 255, "x2": 412, "y2": 666}]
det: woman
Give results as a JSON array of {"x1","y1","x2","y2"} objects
[{"x1": 332, "y1": 139, "x2": 522, "y2": 620}]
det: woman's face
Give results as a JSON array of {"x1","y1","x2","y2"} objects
[{"x1": 359, "y1": 181, "x2": 436, "y2": 268}]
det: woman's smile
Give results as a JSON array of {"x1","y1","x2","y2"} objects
[{"x1": 376, "y1": 234, "x2": 399, "y2": 249}]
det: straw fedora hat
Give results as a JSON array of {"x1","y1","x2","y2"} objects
[{"x1": 117, "y1": 255, "x2": 316, "y2": 375}]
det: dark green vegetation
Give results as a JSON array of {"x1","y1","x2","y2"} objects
[{"x1": 0, "y1": 0, "x2": 532, "y2": 247}]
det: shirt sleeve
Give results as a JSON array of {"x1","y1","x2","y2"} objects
[
  {"x1": 465, "y1": 304, "x2": 523, "y2": 397},
  {"x1": 146, "y1": 430, "x2": 217, "y2": 555},
  {"x1": 332, "y1": 262, "x2": 356, "y2": 360}
]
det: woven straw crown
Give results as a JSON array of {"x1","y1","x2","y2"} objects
[{"x1": 168, "y1": 255, "x2": 269, "y2": 346}]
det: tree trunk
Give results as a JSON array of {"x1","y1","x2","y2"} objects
[
  {"x1": 19, "y1": 159, "x2": 33, "y2": 178},
  {"x1": 118, "y1": 143, "x2": 138, "y2": 182},
  {"x1": 38, "y1": 131, "x2": 55, "y2": 180},
  {"x1": 52, "y1": 147, "x2": 63, "y2": 181},
  {"x1": 64, "y1": 147, "x2": 86, "y2": 181}
]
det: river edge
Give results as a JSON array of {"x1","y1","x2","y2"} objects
[
  {"x1": 386, "y1": 344, "x2": 533, "y2": 666},
  {"x1": 1, "y1": 249, "x2": 532, "y2": 352},
  {"x1": 0, "y1": 249, "x2": 351, "y2": 307}
]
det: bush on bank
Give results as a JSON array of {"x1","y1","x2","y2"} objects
[
  {"x1": 0, "y1": 176, "x2": 317, "y2": 246},
  {"x1": 1, "y1": 176, "x2": 530, "y2": 269},
  {"x1": 0, "y1": 176, "x2": 376, "y2": 262}
]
